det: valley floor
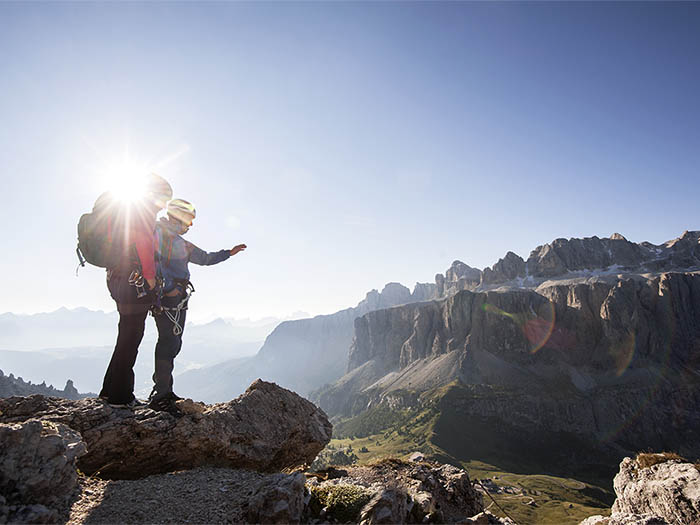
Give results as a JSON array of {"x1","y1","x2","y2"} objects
[{"x1": 324, "y1": 403, "x2": 614, "y2": 525}]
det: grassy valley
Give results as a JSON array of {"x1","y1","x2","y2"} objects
[{"x1": 319, "y1": 384, "x2": 613, "y2": 524}]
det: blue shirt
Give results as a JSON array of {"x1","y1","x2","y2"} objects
[{"x1": 155, "y1": 218, "x2": 230, "y2": 293}]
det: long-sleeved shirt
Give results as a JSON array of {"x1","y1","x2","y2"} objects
[{"x1": 155, "y1": 217, "x2": 230, "y2": 292}]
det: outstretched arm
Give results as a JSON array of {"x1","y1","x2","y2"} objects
[
  {"x1": 187, "y1": 241, "x2": 231, "y2": 266},
  {"x1": 230, "y1": 244, "x2": 247, "y2": 256},
  {"x1": 187, "y1": 242, "x2": 247, "y2": 266}
]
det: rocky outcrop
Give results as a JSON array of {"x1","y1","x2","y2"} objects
[
  {"x1": 580, "y1": 454, "x2": 700, "y2": 525},
  {"x1": 436, "y1": 261, "x2": 483, "y2": 297},
  {"x1": 36, "y1": 458, "x2": 505, "y2": 524},
  {"x1": 0, "y1": 419, "x2": 87, "y2": 523},
  {"x1": 0, "y1": 380, "x2": 331, "y2": 480},
  {"x1": 481, "y1": 252, "x2": 526, "y2": 284},
  {"x1": 306, "y1": 458, "x2": 508, "y2": 524},
  {"x1": 247, "y1": 472, "x2": 307, "y2": 523},
  {"x1": 0, "y1": 369, "x2": 88, "y2": 400}
]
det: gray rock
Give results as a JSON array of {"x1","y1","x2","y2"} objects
[
  {"x1": 6, "y1": 504, "x2": 56, "y2": 524},
  {"x1": 446, "y1": 261, "x2": 482, "y2": 285},
  {"x1": 411, "y1": 282, "x2": 439, "y2": 302},
  {"x1": 247, "y1": 472, "x2": 306, "y2": 524},
  {"x1": 580, "y1": 515, "x2": 668, "y2": 525},
  {"x1": 0, "y1": 419, "x2": 86, "y2": 523},
  {"x1": 0, "y1": 380, "x2": 331, "y2": 480},
  {"x1": 461, "y1": 511, "x2": 517, "y2": 524},
  {"x1": 360, "y1": 488, "x2": 407, "y2": 524},
  {"x1": 481, "y1": 251, "x2": 526, "y2": 285},
  {"x1": 308, "y1": 459, "x2": 483, "y2": 523},
  {"x1": 608, "y1": 456, "x2": 700, "y2": 524}
]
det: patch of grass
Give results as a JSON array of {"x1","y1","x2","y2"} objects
[
  {"x1": 334, "y1": 404, "x2": 419, "y2": 439},
  {"x1": 636, "y1": 452, "x2": 685, "y2": 469},
  {"x1": 367, "y1": 456, "x2": 411, "y2": 469},
  {"x1": 308, "y1": 484, "x2": 372, "y2": 522}
]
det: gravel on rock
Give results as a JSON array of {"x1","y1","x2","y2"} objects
[{"x1": 66, "y1": 467, "x2": 268, "y2": 524}]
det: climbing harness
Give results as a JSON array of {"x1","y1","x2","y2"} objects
[
  {"x1": 157, "y1": 281, "x2": 195, "y2": 336},
  {"x1": 128, "y1": 270, "x2": 148, "y2": 299}
]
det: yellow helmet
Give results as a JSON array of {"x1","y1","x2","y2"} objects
[{"x1": 167, "y1": 198, "x2": 196, "y2": 224}]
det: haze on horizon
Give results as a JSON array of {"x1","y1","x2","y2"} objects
[{"x1": 1, "y1": 2, "x2": 698, "y2": 322}]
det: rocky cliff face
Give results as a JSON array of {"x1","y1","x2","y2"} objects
[
  {"x1": 317, "y1": 271, "x2": 700, "y2": 475},
  {"x1": 580, "y1": 453, "x2": 700, "y2": 525}
]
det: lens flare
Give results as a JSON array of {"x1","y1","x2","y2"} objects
[
  {"x1": 599, "y1": 292, "x2": 675, "y2": 444},
  {"x1": 482, "y1": 300, "x2": 556, "y2": 353},
  {"x1": 611, "y1": 331, "x2": 636, "y2": 377}
]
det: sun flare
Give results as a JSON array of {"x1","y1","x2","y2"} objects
[{"x1": 99, "y1": 158, "x2": 152, "y2": 204}]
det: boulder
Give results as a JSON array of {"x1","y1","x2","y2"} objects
[
  {"x1": 0, "y1": 379, "x2": 332, "y2": 480},
  {"x1": 307, "y1": 458, "x2": 486, "y2": 523},
  {"x1": 0, "y1": 419, "x2": 87, "y2": 523},
  {"x1": 246, "y1": 472, "x2": 307, "y2": 524},
  {"x1": 360, "y1": 488, "x2": 407, "y2": 524},
  {"x1": 579, "y1": 454, "x2": 700, "y2": 525}
]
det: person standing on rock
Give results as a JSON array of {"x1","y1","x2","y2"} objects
[
  {"x1": 148, "y1": 198, "x2": 246, "y2": 415},
  {"x1": 99, "y1": 173, "x2": 173, "y2": 407}
]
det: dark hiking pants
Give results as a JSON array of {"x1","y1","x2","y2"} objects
[
  {"x1": 151, "y1": 295, "x2": 187, "y2": 400},
  {"x1": 100, "y1": 310, "x2": 148, "y2": 404},
  {"x1": 100, "y1": 273, "x2": 153, "y2": 404}
]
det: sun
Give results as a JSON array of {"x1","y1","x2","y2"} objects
[
  {"x1": 88, "y1": 141, "x2": 189, "y2": 205},
  {"x1": 99, "y1": 158, "x2": 152, "y2": 204}
]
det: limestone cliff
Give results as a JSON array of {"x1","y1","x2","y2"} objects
[{"x1": 316, "y1": 272, "x2": 700, "y2": 475}]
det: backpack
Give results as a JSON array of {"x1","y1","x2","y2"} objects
[{"x1": 76, "y1": 192, "x2": 128, "y2": 269}]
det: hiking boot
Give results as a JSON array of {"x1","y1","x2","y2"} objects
[
  {"x1": 148, "y1": 393, "x2": 183, "y2": 417},
  {"x1": 100, "y1": 396, "x2": 145, "y2": 409}
]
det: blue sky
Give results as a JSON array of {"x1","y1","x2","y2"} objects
[{"x1": 1, "y1": 2, "x2": 698, "y2": 320}]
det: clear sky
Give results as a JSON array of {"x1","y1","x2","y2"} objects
[{"x1": 1, "y1": 2, "x2": 698, "y2": 321}]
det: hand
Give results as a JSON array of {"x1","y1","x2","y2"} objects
[
  {"x1": 230, "y1": 244, "x2": 247, "y2": 256},
  {"x1": 146, "y1": 278, "x2": 156, "y2": 290}
]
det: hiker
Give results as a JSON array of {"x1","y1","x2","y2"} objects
[
  {"x1": 98, "y1": 173, "x2": 173, "y2": 406},
  {"x1": 148, "y1": 198, "x2": 246, "y2": 414}
]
